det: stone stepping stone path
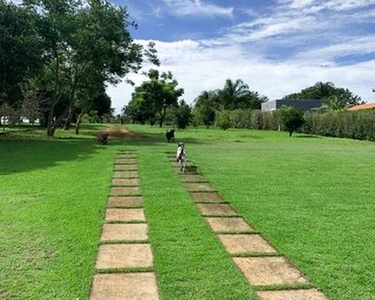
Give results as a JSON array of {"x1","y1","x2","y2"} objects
[
  {"x1": 90, "y1": 152, "x2": 160, "y2": 300},
  {"x1": 167, "y1": 152, "x2": 329, "y2": 300}
]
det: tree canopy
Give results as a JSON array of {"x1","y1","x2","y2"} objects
[
  {"x1": 0, "y1": 0, "x2": 43, "y2": 108},
  {"x1": 125, "y1": 69, "x2": 184, "y2": 127},
  {"x1": 1, "y1": 0, "x2": 158, "y2": 136},
  {"x1": 282, "y1": 82, "x2": 363, "y2": 109}
]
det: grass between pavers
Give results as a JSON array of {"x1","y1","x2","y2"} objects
[
  {"x1": 138, "y1": 150, "x2": 257, "y2": 300},
  {"x1": 126, "y1": 124, "x2": 375, "y2": 300}
]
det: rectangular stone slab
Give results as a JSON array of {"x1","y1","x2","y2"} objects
[
  {"x1": 205, "y1": 217, "x2": 253, "y2": 232},
  {"x1": 184, "y1": 183, "x2": 214, "y2": 192},
  {"x1": 197, "y1": 204, "x2": 236, "y2": 216},
  {"x1": 100, "y1": 224, "x2": 148, "y2": 241},
  {"x1": 90, "y1": 273, "x2": 159, "y2": 300},
  {"x1": 105, "y1": 209, "x2": 145, "y2": 222},
  {"x1": 115, "y1": 159, "x2": 137, "y2": 164},
  {"x1": 218, "y1": 234, "x2": 277, "y2": 254},
  {"x1": 233, "y1": 257, "x2": 308, "y2": 286},
  {"x1": 179, "y1": 174, "x2": 207, "y2": 182},
  {"x1": 110, "y1": 187, "x2": 141, "y2": 196},
  {"x1": 107, "y1": 197, "x2": 143, "y2": 207},
  {"x1": 190, "y1": 192, "x2": 223, "y2": 203},
  {"x1": 114, "y1": 165, "x2": 138, "y2": 171},
  {"x1": 113, "y1": 171, "x2": 139, "y2": 178},
  {"x1": 116, "y1": 157, "x2": 137, "y2": 161},
  {"x1": 112, "y1": 178, "x2": 140, "y2": 186},
  {"x1": 96, "y1": 244, "x2": 153, "y2": 269},
  {"x1": 257, "y1": 289, "x2": 329, "y2": 300}
]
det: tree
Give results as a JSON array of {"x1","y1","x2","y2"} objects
[
  {"x1": 216, "y1": 79, "x2": 267, "y2": 110},
  {"x1": 0, "y1": 1, "x2": 42, "y2": 108},
  {"x1": 128, "y1": 69, "x2": 184, "y2": 127},
  {"x1": 173, "y1": 100, "x2": 191, "y2": 129},
  {"x1": 282, "y1": 82, "x2": 363, "y2": 107},
  {"x1": 216, "y1": 110, "x2": 232, "y2": 131},
  {"x1": 280, "y1": 105, "x2": 305, "y2": 137},
  {"x1": 193, "y1": 90, "x2": 217, "y2": 128},
  {"x1": 21, "y1": 81, "x2": 40, "y2": 124},
  {"x1": 324, "y1": 95, "x2": 343, "y2": 111},
  {"x1": 24, "y1": 0, "x2": 152, "y2": 136}
]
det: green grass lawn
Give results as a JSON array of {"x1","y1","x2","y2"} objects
[{"x1": 1, "y1": 124, "x2": 375, "y2": 299}]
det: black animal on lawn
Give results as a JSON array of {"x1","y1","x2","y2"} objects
[{"x1": 165, "y1": 129, "x2": 175, "y2": 142}]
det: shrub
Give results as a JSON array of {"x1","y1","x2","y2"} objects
[
  {"x1": 230, "y1": 109, "x2": 252, "y2": 128},
  {"x1": 280, "y1": 106, "x2": 305, "y2": 137},
  {"x1": 216, "y1": 110, "x2": 232, "y2": 130}
]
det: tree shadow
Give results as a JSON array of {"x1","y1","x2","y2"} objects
[{"x1": 0, "y1": 139, "x2": 103, "y2": 175}]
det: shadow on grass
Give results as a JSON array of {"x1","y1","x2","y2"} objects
[{"x1": 0, "y1": 139, "x2": 104, "y2": 175}]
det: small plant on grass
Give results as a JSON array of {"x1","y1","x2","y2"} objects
[{"x1": 280, "y1": 105, "x2": 305, "y2": 137}]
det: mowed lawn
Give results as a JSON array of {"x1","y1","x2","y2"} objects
[
  {"x1": 1, "y1": 124, "x2": 375, "y2": 299},
  {"x1": 0, "y1": 125, "x2": 118, "y2": 299},
  {"x1": 127, "y1": 124, "x2": 375, "y2": 300}
]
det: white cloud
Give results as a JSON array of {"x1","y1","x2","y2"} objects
[
  {"x1": 107, "y1": 39, "x2": 375, "y2": 114},
  {"x1": 162, "y1": 0, "x2": 234, "y2": 18},
  {"x1": 107, "y1": 0, "x2": 375, "y2": 113}
]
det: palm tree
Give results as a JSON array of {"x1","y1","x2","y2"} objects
[{"x1": 218, "y1": 79, "x2": 250, "y2": 110}]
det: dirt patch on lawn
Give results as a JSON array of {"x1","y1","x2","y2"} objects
[{"x1": 101, "y1": 126, "x2": 144, "y2": 138}]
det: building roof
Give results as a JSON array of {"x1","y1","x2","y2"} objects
[{"x1": 347, "y1": 103, "x2": 375, "y2": 111}]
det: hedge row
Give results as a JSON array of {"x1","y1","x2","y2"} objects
[
  {"x1": 218, "y1": 108, "x2": 375, "y2": 141},
  {"x1": 303, "y1": 110, "x2": 375, "y2": 141}
]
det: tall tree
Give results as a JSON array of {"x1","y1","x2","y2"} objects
[
  {"x1": 0, "y1": 1, "x2": 42, "y2": 108},
  {"x1": 282, "y1": 82, "x2": 363, "y2": 107},
  {"x1": 127, "y1": 69, "x2": 184, "y2": 127},
  {"x1": 216, "y1": 79, "x2": 267, "y2": 110},
  {"x1": 25, "y1": 0, "x2": 151, "y2": 136}
]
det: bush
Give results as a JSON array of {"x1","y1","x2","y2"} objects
[
  {"x1": 306, "y1": 109, "x2": 375, "y2": 141},
  {"x1": 230, "y1": 109, "x2": 252, "y2": 128},
  {"x1": 280, "y1": 106, "x2": 305, "y2": 137},
  {"x1": 216, "y1": 110, "x2": 232, "y2": 130}
]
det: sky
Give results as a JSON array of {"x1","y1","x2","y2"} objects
[{"x1": 57, "y1": 1, "x2": 375, "y2": 112}]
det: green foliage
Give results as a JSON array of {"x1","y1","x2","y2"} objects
[
  {"x1": 193, "y1": 91, "x2": 217, "y2": 128},
  {"x1": 280, "y1": 105, "x2": 305, "y2": 137},
  {"x1": 173, "y1": 100, "x2": 191, "y2": 129},
  {"x1": 216, "y1": 79, "x2": 268, "y2": 110},
  {"x1": 216, "y1": 110, "x2": 232, "y2": 130},
  {"x1": 301, "y1": 109, "x2": 375, "y2": 141},
  {"x1": 283, "y1": 81, "x2": 362, "y2": 107},
  {"x1": 125, "y1": 69, "x2": 184, "y2": 127},
  {"x1": 230, "y1": 109, "x2": 252, "y2": 128},
  {"x1": 0, "y1": 1, "x2": 43, "y2": 108}
]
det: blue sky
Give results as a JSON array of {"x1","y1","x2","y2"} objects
[{"x1": 104, "y1": 0, "x2": 375, "y2": 112}]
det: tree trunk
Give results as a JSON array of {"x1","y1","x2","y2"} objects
[
  {"x1": 75, "y1": 112, "x2": 83, "y2": 135},
  {"x1": 159, "y1": 107, "x2": 167, "y2": 128},
  {"x1": 64, "y1": 104, "x2": 75, "y2": 130},
  {"x1": 47, "y1": 51, "x2": 60, "y2": 137},
  {"x1": 289, "y1": 130, "x2": 293, "y2": 137}
]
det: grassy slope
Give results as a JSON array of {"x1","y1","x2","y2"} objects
[{"x1": 127, "y1": 124, "x2": 375, "y2": 300}]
